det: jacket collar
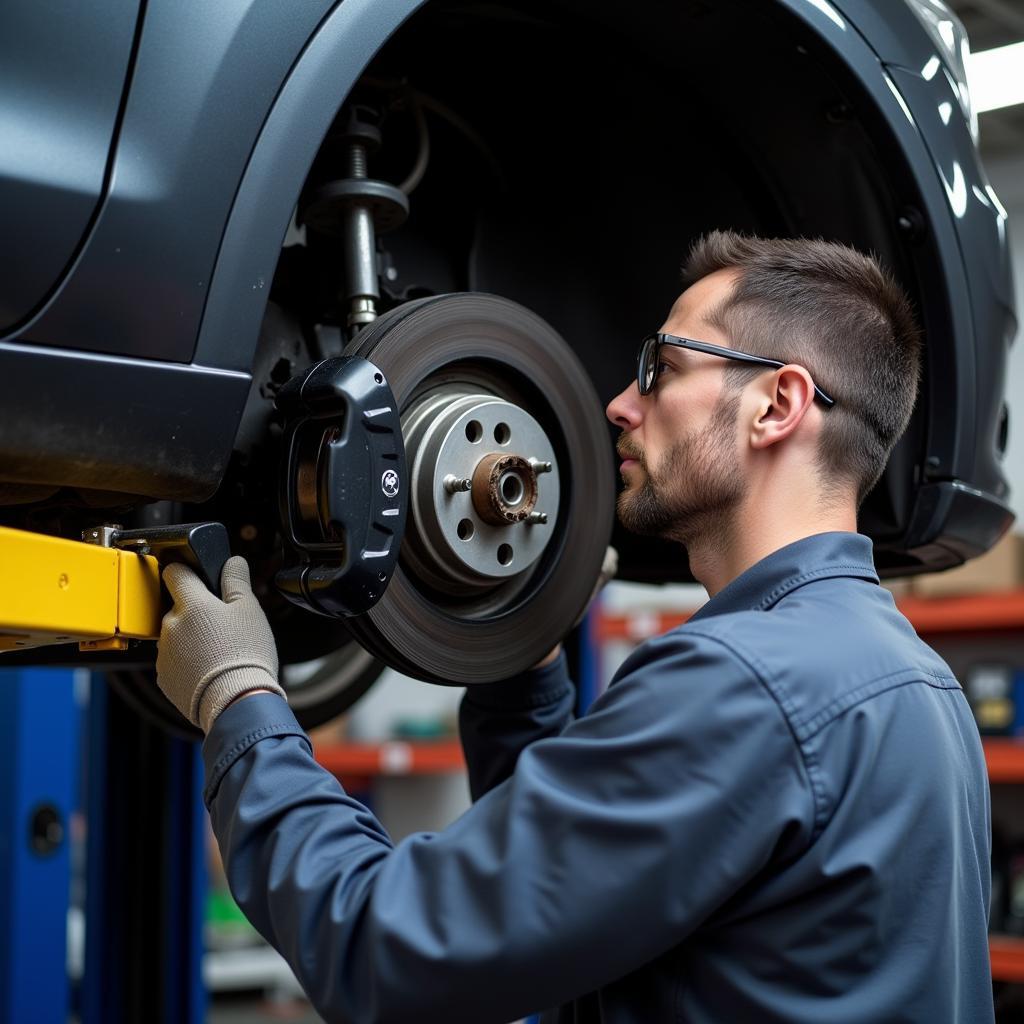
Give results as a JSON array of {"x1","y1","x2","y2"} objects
[{"x1": 689, "y1": 531, "x2": 879, "y2": 622}]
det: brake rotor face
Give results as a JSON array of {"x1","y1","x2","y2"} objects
[{"x1": 344, "y1": 293, "x2": 615, "y2": 684}]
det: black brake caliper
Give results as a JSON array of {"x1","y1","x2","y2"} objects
[{"x1": 275, "y1": 356, "x2": 407, "y2": 616}]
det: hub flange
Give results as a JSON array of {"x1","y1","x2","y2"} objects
[{"x1": 402, "y1": 392, "x2": 560, "y2": 590}]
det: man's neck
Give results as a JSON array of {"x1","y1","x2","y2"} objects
[{"x1": 687, "y1": 493, "x2": 857, "y2": 598}]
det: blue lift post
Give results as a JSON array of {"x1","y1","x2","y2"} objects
[
  {"x1": 0, "y1": 667, "x2": 79, "y2": 1024},
  {"x1": 575, "y1": 604, "x2": 601, "y2": 716},
  {"x1": 81, "y1": 674, "x2": 207, "y2": 1024}
]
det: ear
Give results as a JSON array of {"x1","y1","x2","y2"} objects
[{"x1": 748, "y1": 365, "x2": 817, "y2": 450}]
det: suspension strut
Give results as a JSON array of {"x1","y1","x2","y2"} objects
[{"x1": 300, "y1": 104, "x2": 410, "y2": 335}]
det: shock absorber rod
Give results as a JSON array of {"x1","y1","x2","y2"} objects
[
  {"x1": 300, "y1": 105, "x2": 410, "y2": 337},
  {"x1": 341, "y1": 140, "x2": 381, "y2": 330}
]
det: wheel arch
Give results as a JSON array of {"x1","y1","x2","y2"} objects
[{"x1": 193, "y1": 0, "x2": 426, "y2": 374}]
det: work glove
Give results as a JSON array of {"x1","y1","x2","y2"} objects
[{"x1": 156, "y1": 555, "x2": 286, "y2": 733}]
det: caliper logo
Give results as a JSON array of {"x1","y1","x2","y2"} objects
[{"x1": 381, "y1": 469, "x2": 400, "y2": 498}]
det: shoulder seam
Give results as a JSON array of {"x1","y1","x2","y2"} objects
[
  {"x1": 794, "y1": 667, "x2": 960, "y2": 741},
  {"x1": 687, "y1": 625, "x2": 960, "y2": 835}
]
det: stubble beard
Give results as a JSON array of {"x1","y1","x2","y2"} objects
[{"x1": 616, "y1": 393, "x2": 747, "y2": 551}]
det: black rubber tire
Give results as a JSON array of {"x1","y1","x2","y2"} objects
[
  {"x1": 344, "y1": 292, "x2": 615, "y2": 684},
  {"x1": 106, "y1": 641, "x2": 385, "y2": 742}
]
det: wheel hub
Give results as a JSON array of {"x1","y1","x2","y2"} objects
[{"x1": 403, "y1": 391, "x2": 560, "y2": 590}]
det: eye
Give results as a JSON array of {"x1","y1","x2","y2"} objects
[{"x1": 656, "y1": 361, "x2": 672, "y2": 378}]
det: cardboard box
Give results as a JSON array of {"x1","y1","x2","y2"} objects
[
  {"x1": 307, "y1": 714, "x2": 351, "y2": 749},
  {"x1": 910, "y1": 531, "x2": 1024, "y2": 598},
  {"x1": 881, "y1": 579, "x2": 915, "y2": 599}
]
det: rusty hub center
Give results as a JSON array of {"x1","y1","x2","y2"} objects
[{"x1": 471, "y1": 453, "x2": 538, "y2": 526}]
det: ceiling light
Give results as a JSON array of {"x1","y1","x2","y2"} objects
[{"x1": 966, "y1": 41, "x2": 1024, "y2": 114}]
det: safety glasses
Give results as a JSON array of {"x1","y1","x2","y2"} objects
[{"x1": 637, "y1": 332, "x2": 836, "y2": 407}]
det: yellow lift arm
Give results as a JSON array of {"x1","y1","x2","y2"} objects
[{"x1": 0, "y1": 525, "x2": 163, "y2": 653}]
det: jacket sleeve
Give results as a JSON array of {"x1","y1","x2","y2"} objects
[
  {"x1": 458, "y1": 648, "x2": 576, "y2": 800},
  {"x1": 202, "y1": 629, "x2": 814, "y2": 1024}
]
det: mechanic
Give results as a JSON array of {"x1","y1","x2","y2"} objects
[{"x1": 156, "y1": 230, "x2": 993, "y2": 1023}]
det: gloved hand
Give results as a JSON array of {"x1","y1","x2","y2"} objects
[
  {"x1": 533, "y1": 545, "x2": 619, "y2": 668},
  {"x1": 156, "y1": 555, "x2": 286, "y2": 733}
]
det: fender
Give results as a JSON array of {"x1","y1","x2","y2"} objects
[
  {"x1": 771, "y1": 0, "x2": 1014, "y2": 558},
  {"x1": 769, "y1": 0, "x2": 976, "y2": 482}
]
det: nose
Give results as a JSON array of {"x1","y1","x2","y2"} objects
[{"x1": 606, "y1": 380, "x2": 644, "y2": 431}]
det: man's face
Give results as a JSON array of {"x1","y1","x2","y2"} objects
[{"x1": 606, "y1": 269, "x2": 748, "y2": 544}]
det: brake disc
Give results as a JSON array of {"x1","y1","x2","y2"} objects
[{"x1": 344, "y1": 293, "x2": 615, "y2": 684}]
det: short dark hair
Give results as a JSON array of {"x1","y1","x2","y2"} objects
[{"x1": 683, "y1": 230, "x2": 922, "y2": 505}]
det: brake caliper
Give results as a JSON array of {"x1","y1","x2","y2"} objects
[{"x1": 275, "y1": 356, "x2": 407, "y2": 617}]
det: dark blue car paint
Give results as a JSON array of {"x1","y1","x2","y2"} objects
[{"x1": 0, "y1": 0, "x2": 141, "y2": 331}]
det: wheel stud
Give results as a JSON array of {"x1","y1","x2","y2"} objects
[
  {"x1": 443, "y1": 475, "x2": 474, "y2": 494},
  {"x1": 527, "y1": 511, "x2": 548, "y2": 525},
  {"x1": 530, "y1": 459, "x2": 553, "y2": 474}
]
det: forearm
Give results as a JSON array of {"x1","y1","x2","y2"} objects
[
  {"x1": 204, "y1": 694, "x2": 397, "y2": 1022},
  {"x1": 201, "y1": 686, "x2": 589, "y2": 1024},
  {"x1": 458, "y1": 648, "x2": 575, "y2": 801}
]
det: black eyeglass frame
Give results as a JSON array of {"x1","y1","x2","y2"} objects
[{"x1": 638, "y1": 332, "x2": 836, "y2": 407}]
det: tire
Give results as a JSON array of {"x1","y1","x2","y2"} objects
[{"x1": 106, "y1": 639, "x2": 385, "y2": 742}]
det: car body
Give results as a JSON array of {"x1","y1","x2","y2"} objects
[{"x1": 0, "y1": 0, "x2": 1014, "y2": 590}]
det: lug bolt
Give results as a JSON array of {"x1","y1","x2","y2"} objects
[
  {"x1": 443, "y1": 475, "x2": 474, "y2": 494},
  {"x1": 527, "y1": 511, "x2": 548, "y2": 525},
  {"x1": 529, "y1": 459, "x2": 552, "y2": 474}
]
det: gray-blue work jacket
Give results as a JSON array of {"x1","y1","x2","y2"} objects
[{"x1": 202, "y1": 530, "x2": 994, "y2": 1023}]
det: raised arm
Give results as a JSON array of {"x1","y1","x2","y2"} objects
[{"x1": 458, "y1": 648, "x2": 576, "y2": 800}]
